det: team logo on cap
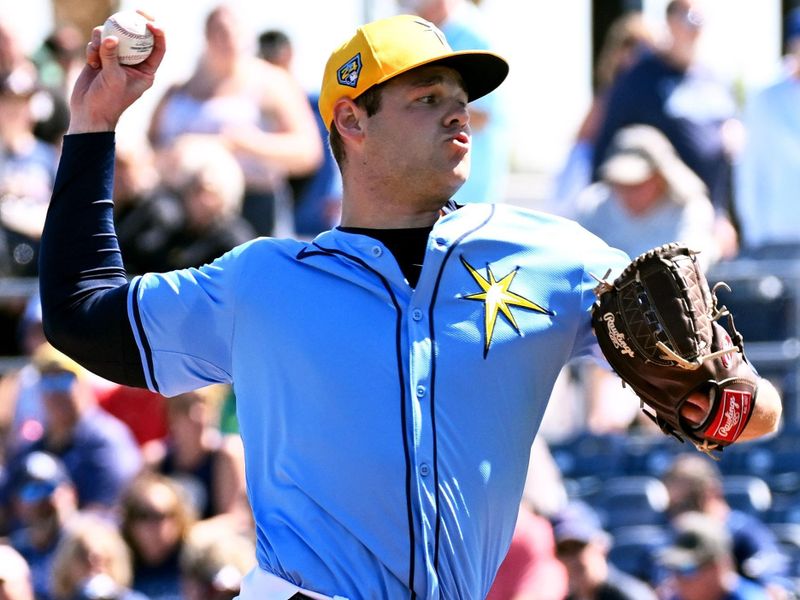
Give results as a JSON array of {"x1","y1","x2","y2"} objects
[
  {"x1": 337, "y1": 53, "x2": 362, "y2": 88},
  {"x1": 413, "y1": 18, "x2": 448, "y2": 47},
  {"x1": 459, "y1": 256, "x2": 554, "y2": 358}
]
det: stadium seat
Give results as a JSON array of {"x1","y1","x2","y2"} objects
[
  {"x1": 706, "y1": 266, "x2": 796, "y2": 344},
  {"x1": 608, "y1": 524, "x2": 671, "y2": 585},
  {"x1": 548, "y1": 432, "x2": 627, "y2": 480},
  {"x1": 622, "y1": 434, "x2": 682, "y2": 477},
  {"x1": 768, "y1": 523, "x2": 800, "y2": 580},
  {"x1": 591, "y1": 475, "x2": 670, "y2": 532},
  {"x1": 722, "y1": 475, "x2": 772, "y2": 516}
]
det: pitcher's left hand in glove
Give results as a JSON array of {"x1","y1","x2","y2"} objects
[{"x1": 591, "y1": 243, "x2": 758, "y2": 455}]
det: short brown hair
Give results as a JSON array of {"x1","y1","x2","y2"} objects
[
  {"x1": 119, "y1": 472, "x2": 197, "y2": 556},
  {"x1": 329, "y1": 83, "x2": 386, "y2": 168}
]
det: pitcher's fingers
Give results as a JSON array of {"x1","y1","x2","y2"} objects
[
  {"x1": 86, "y1": 26, "x2": 103, "y2": 69},
  {"x1": 680, "y1": 402, "x2": 705, "y2": 426},
  {"x1": 98, "y1": 34, "x2": 121, "y2": 68},
  {"x1": 681, "y1": 393, "x2": 711, "y2": 426},
  {"x1": 140, "y1": 22, "x2": 166, "y2": 71}
]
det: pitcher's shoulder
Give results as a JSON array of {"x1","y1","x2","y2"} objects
[{"x1": 475, "y1": 203, "x2": 600, "y2": 238}]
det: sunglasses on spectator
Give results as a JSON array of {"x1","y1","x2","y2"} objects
[
  {"x1": 129, "y1": 506, "x2": 175, "y2": 522},
  {"x1": 555, "y1": 539, "x2": 590, "y2": 557}
]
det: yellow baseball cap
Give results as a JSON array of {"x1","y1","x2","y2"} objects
[{"x1": 318, "y1": 14, "x2": 509, "y2": 131}]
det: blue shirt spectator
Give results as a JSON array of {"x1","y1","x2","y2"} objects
[
  {"x1": 662, "y1": 454, "x2": 791, "y2": 596},
  {"x1": 735, "y1": 10, "x2": 800, "y2": 256},
  {"x1": 658, "y1": 512, "x2": 770, "y2": 600},
  {"x1": 2, "y1": 451, "x2": 79, "y2": 600},
  {"x1": 2, "y1": 345, "x2": 142, "y2": 512},
  {"x1": 593, "y1": 50, "x2": 736, "y2": 212}
]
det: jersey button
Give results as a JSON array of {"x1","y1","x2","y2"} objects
[
  {"x1": 412, "y1": 309, "x2": 423, "y2": 321},
  {"x1": 416, "y1": 385, "x2": 426, "y2": 398},
  {"x1": 420, "y1": 463, "x2": 430, "y2": 477},
  {"x1": 370, "y1": 245, "x2": 383, "y2": 257}
]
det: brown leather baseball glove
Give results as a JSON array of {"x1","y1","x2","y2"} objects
[{"x1": 591, "y1": 243, "x2": 758, "y2": 454}]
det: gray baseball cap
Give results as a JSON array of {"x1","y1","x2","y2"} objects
[
  {"x1": 599, "y1": 125, "x2": 706, "y2": 202},
  {"x1": 658, "y1": 512, "x2": 731, "y2": 572}
]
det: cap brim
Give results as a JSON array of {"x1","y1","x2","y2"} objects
[
  {"x1": 429, "y1": 51, "x2": 509, "y2": 102},
  {"x1": 657, "y1": 546, "x2": 704, "y2": 572},
  {"x1": 369, "y1": 50, "x2": 509, "y2": 104},
  {"x1": 600, "y1": 154, "x2": 655, "y2": 186},
  {"x1": 17, "y1": 481, "x2": 58, "y2": 503},
  {"x1": 39, "y1": 371, "x2": 78, "y2": 393}
]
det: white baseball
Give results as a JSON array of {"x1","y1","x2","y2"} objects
[{"x1": 101, "y1": 11, "x2": 154, "y2": 65}]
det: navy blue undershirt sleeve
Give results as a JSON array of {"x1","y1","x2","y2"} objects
[{"x1": 39, "y1": 132, "x2": 146, "y2": 387}]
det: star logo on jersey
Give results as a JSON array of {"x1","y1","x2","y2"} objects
[
  {"x1": 460, "y1": 256, "x2": 553, "y2": 358},
  {"x1": 337, "y1": 53, "x2": 362, "y2": 88}
]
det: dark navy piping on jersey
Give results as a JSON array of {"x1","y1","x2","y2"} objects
[
  {"x1": 130, "y1": 277, "x2": 160, "y2": 394},
  {"x1": 426, "y1": 205, "x2": 496, "y2": 577},
  {"x1": 297, "y1": 243, "x2": 417, "y2": 600}
]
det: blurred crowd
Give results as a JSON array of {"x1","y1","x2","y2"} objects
[{"x1": 0, "y1": 0, "x2": 799, "y2": 598}]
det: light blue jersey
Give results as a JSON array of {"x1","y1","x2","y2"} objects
[{"x1": 127, "y1": 203, "x2": 629, "y2": 598}]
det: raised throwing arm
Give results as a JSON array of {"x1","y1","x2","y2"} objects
[{"x1": 39, "y1": 18, "x2": 166, "y2": 385}]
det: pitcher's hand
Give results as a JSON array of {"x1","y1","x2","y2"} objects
[
  {"x1": 68, "y1": 12, "x2": 165, "y2": 134},
  {"x1": 680, "y1": 393, "x2": 710, "y2": 427}
]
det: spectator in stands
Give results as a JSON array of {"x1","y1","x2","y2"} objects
[
  {"x1": 485, "y1": 503, "x2": 567, "y2": 600},
  {"x1": 553, "y1": 11, "x2": 656, "y2": 212},
  {"x1": 0, "y1": 294, "x2": 48, "y2": 459},
  {"x1": 0, "y1": 19, "x2": 37, "y2": 80},
  {"x1": 400, "y1": 0, "x2": 510, "y2": 205},
  {"x1": 592, "y1": 0, "x2": 739, "y2": 259},
  {"x1": 0, "y1": 294, "x2": 165, "y2": 453},
  {"x1": 49, "y1": 512, "x2": 147, "y2": 600},
  {"x1": 551, "y1": 501, "x2": 658, "y2": 600},
  {"x1": 112, "y1": 138, "x2": 183, "y2": 275},
  {"x1": 148, "y1": 4, "x2": 322, "y2": 237},
  {"x1": 520, "y1": 436, "x2": 569, "y2": 519},
  {"x1": 119, "y1": 472, "x2": 196, "y2": 600},
  {"x1": 661, "y1": 454, "x2": 791, "y2": 594},
  {"x1": 0, "y1": 66, "x2": 58, "y2": 276},
  {"x1": 658, "y1": 512, "x2": 770, "y2": 600},
  {"x1": 31, "y1": 24, "x2": 84, "y2": 96},
  {"x1": 575, "y1": 124, "x2": 719, "y2": 268},
  {"x1": 143, "y1": 386, "x2": 246, "y2": 522},
  {"x1": 734, "y1": 8, "x2": 800, "y2": 258},
  {"x1": 0, "y1": 18, "x2": 61, "y2": 153},
  {"x1": 257, "y1": 29, "x2": 292, "y2": 70},
  {"x1": 0, "y1": 18, "x2": 72, "y2": 147},
  {"x1": 179, "y1": 522, "x2": 256, "y2": 600},
  {"x1": 96, "y1": 379, "x2": 169, "y2": 449},
  {"x1": 3, "y1": 451, "x2": 78, "y2": 600},
  {"x1": 0, "y1": 543, "x2": 35, "y2": 600},
  {"x1": 2, "y1": 344, "x2": 142, "y2": 513},
  {"x1": 151, "y1": 136, "x2": 254, "y2": 270},
  {"x1": 25, "y1": 24, "x2": 78, "y2": 146},
  {"x1": 258, "y1": 29, "x2": 343, "y2": 238}
]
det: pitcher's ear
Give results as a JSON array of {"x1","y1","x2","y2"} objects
[{"x1": 332, "y1": 97, "x2": 365, "y2": 144}]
